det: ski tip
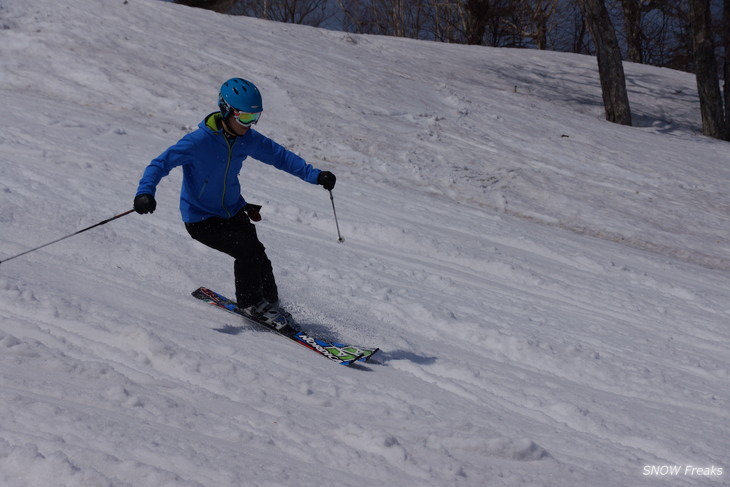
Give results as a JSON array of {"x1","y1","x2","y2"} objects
[
  {"x1": 361, "y1": 348, "x2": 380, "y2": 362},
  {"x1": 191, "y1": 286, "x2": 208, "y2": 296}
]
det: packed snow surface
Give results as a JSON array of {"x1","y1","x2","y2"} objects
[{"x1": 1, "y1": 0, "x2": 729, "y2": 485}]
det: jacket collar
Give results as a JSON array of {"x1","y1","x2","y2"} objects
[{"x1": 203, "y1": 112, "x2": 223, "y2": 133}]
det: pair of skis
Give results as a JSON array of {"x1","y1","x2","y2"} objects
[{"x1": 192, "y1": 287, "x2": 379, "y2": 366}]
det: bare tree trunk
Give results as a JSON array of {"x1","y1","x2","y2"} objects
[
  {"x1": 620, "y1": 0, "x2": 643, "y2": 63},
  {"x1": 688, "y1": 0, "x2": 726, "y2": 139},
  {"x1": 724, "y1": 0, "x2": 730, "y2": 140},
  {"x1": 572, "y1": 6, "x2": 589, "y2": 53},
  {"x1": 533, "y1": 1, "x2": 548, "y2": 50},
  {"x1": 392, "y1": 0, "x2": 404, "y2": 37},
  {"x1": 577, "y1": 0, "x2": 632, "y2": 125},
  {"x1": 465, "y1": 0, "x2": 491, "y2": 45},
  {"x1": 513, "y1": 0, "x2": 558, "y2": 50}
]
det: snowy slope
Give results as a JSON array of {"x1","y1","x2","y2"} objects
[{"x1": 1, "y1": 0, "x2": 729, "y2": 486}]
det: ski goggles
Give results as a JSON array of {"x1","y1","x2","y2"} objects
[{"x1": 233, "y1": 109, "x2": 262, "y2": 127}]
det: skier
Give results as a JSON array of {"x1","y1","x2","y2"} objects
[{"x1": 133, "y1": 78, "x2": 336, "y2": 332}]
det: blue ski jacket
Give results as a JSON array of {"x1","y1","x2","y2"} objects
[{"x1": 136, "y1": 112, "x2": 322, "y2": 222}]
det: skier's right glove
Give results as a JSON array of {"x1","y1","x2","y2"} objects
[
  {"x1": 317, "y1": 171, "x2": 336, "y2": 191},
  {"x1": 134, "y1": 194, "x2": 157, "y2": 214}
]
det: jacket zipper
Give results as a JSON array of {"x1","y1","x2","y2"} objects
[{"x1": 221, "y1": 137, "x2": 234, "y2": 218}]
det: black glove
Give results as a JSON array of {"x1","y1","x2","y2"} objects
[
  {"x1": 317, "y1": 171, "x2": 336, "y2": 191},
  {"x1": 134, "y1": 194, "x2": 157, "y2": 214},
  {"x1": 244, "y1": 203, "x2": 262, "y2": 222}
]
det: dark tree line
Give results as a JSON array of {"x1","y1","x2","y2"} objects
[{"x1": 174, "y1": 0, "x2": 729, "y2": 140}]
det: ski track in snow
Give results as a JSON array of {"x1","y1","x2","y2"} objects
[{"x1": 1, "y1": 0, "x2": 729, "y2": 485}]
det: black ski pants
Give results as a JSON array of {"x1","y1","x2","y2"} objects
[{"x1": 185, "y1": 209, "x2": 278, "y2": 308}]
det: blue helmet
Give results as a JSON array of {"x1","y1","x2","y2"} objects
[{"x1": 218, "y1": 78, "x2": 263, "y2": 119}]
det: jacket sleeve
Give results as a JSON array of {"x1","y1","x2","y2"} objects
[
  {"x1": 247, "y1": 131, "x2": 321, "y2": 184},
  {"x1": 136, "y1": 136, "x2": 196, "y2": 196}
]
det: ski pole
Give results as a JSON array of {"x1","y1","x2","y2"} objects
[
  {"x1": 328, "y1": 190, "x2": 344, "y2": 243},
  {"x1": 0, "y1": 209, "x2": 135, "y2": 266}
]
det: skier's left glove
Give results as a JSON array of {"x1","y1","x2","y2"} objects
[
  {"x1": 317, "y1": 171, "x2": 336, "y2": 191},
  {"x1": 244, "y1": 203, "x2": 262, "y2": 222}
]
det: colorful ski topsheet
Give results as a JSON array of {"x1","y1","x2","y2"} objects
[{"x1": 191, "y1": 287, "x2": 379, "y2": 365}]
